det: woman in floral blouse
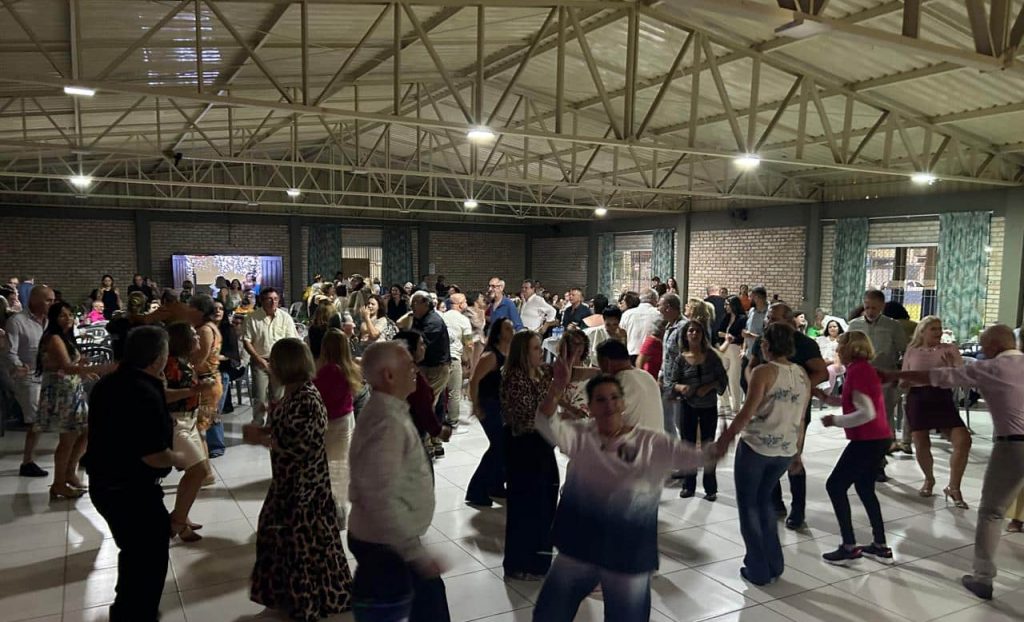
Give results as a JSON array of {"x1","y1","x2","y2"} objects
[{"x1": 500, "y1": 330, "x2": 556, "y2": 581}]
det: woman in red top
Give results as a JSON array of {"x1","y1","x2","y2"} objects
[
  {"x1": 635, "y1": 319, "x2": 665, "y2": 380},
  {"x1": 818, "y1": 330, "x2": 893, "y2": 566},
  {"x1": 313, "y1": 328, "x2": 361, "y2": 529}
]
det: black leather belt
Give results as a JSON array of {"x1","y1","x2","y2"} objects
[{"x1": 995, "y1": 435, "x2": 1024, "y2": 442}]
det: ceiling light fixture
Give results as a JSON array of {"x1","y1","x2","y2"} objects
[
  {"x1": 246, "y1": 201, "x2": 260, "y2": 207},
  {"x1": 594, "y1": 206, "x2": 608, "y2": 217},
  {"x1": 286, "y1": 188, "x2": 301, "y2": 198},
  {"x1": 910, "y1": 172, "x2": 937, "y2": 185},
  {"x1": 350, "y1": 167, "x2": 369, "y2": 175},
  {"x1": 463, "y1": 199, "x2": 479, "y2": 209},
  {"x1": 734, "y1": 154, "x2": 761, "y2": 169},
  {"x1": 63, "y1": 85, "x2": 96, "y2": 97},
  {"x1": 69, "y1": 174, "x2": 91, "y2": 188},
  {"x1": 466, "y1": 127, "x2": 496, "y2": 143}
]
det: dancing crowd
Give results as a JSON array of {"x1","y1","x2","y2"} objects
[{"x1": 0, "y1": 270, "x2": 1022, "y2": 621}]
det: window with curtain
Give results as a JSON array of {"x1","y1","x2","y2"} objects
[
  {"x1": 609, "y1": 233, "x2": 654, "y2": 299},
  {"x1": 865, "y1": 245, "x2": 938, "y2": 321}
]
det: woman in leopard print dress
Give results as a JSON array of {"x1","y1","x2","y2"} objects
[{"x1": 250, "y1": 338, "x2": 353, "y2": 620}]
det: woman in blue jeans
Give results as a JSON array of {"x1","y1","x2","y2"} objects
[
  {"x1": 465, "y1": 317, "x2": 513, "y2": 506},
  {"x1": 714, "y1": 323, "x2": 811, "y2": 586}
]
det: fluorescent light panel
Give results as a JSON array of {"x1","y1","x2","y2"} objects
[{"x1": 64, "y1": 85, "x2": 96, "y2": 97}]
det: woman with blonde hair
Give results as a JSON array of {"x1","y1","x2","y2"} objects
[
  {"x1": 819, "y1": 330, "x2": 894, "y2": 565},
  {"x1": 900, "y1": 315, "x2": 971, "y2": 505},
  {"x1": 686, "y1": 297, "x2": 715, "y2": 339},
  {"x1": 250, "y1": 338, "x2": 353, "y2": 619},
  {"x1": 313, "y1": 329, "x2": 361, "y2": 529}
]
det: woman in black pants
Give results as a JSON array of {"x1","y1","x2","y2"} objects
[
  {"x1": 500, "y1": 330, "x2": 559, "y2": 581},
  {"x1": 672, "y1": 320, "x2": 728, "y2": 500},
  {"x1": 465, "y1": 317, "x2": 513, "y2": 507},
  {"x1": 817, "y1": 331, "x2": 894, "y2": 566}
]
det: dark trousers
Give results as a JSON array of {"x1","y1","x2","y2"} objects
[
  {"x1": 827, "y1": 439, "x2": 890, "y2": 547},
  {"x1": 771, "y1": 406, "x2": 812, "y2": 520},
  {"x1": 504, "y1": 428, "x2": 559, "y2": 576},
  {"x1": 465, "y1": 399, "x2": 505, "y2": 503},
  {"x1": 91, "y1": 483, "x2": 170, "y2": 622},
  {"x1": 348, "y1": 536, "x2": 451, "y2": 622},
  {"x1": 680, "y1": 402, "x2": 717, "y2": 494}
]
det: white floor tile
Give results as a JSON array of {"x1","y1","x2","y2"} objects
[
  {"x1": 443, "y1": 569, "x2": 531, "y2": 622},
  {"x1": 764, "y1": 585, "x2": 914, "y2": 621},
  {"x1": 649, "y1": 568, "x2": 755, "y2": 622}
]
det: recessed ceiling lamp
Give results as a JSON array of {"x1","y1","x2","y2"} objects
[
  {"x1": 69, "y1": 174, "x2": 91, "y2": 188},
  {"x1": 734, "y1": 154, "x2": 761, "y2": 169},
  {"x1": 350, "y1": 167, "x2": 369, "y2": 175},
  {"x1": 910, "y1": 172, "x2": 937, "y2": 185},
  {"x1": 246, "y1": 201, "x2": 260, "y2": 207},
  {"x1": 466, "y1": 127, "x2": 496, "y2": 143},
  {"x1": 64, "y1": 85, "x2": 96, "y2": 97},
  {"x1": 286, "y1": 188, "x2": 301, "y2": 198},
  {"x1": 463, "y1": 199, "x2": 479, "y2": 209},
  {"x1": 594, "y1": 206, "x2": 608, "y2": 217}
]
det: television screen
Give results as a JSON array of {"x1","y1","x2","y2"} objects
[{"x1": 171, "y1": 254, "x2": 284, "y2": 296}]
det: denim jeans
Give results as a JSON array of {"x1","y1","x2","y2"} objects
[
  {"x1": 205, "y1": 370, "x2": 230, "y2": 456},
  {"x1": 734, "y1": 441, "x2": 792, "y2": 584},
  {"x1": 533, "y1": 554, "x2": 651, "y2": 622},
  {"x1": 661, "y1": 392, "x2": 679, "y2": 439},
  {"x1": 348, "y1": 535, "x2": 451, "y2": 622}
]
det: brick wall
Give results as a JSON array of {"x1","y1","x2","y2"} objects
[
  {"x1": 688, "y1": 226, "x2": 807, "y2": 306},
  {"x1": 531, "y1": 237, "x2": 589, "y2": 296},
  {"x1": 0, "y1": 217, "x2": 136, "y2": 305},
  {"x1": 428, "y1": 231, "x2": 525, "y2": 292},
  {"x1": 820, "y1": 223, "x2": 836, "y2": 313},
  {"x1": 150, "y1": 221, "x2": 293, "y2": 301}
]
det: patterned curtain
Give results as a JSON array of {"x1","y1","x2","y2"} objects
[
  {"x1": 381, "y1": 225, "x2": 414, "y2": 287},
  {"x1": 938, "y1": 211, "x2": 990, "y2": 342},
  {"x1": 598, "y1": 233, "x2": 615, "y2": 296},
  {"x1": 831, "y1": 217, "x2": 869, "y2": 320},
  {"x1": 307, "y1": 225, "x2": 341, "y2": 284},
  {"x1": 651, "y1": 229, "x2": 675, "y2": 284}
]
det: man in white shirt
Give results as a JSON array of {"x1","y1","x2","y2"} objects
[
  {"x1": 348, "y1": 341, "x2": 449, "y2": 619},
  {"x1": 242, "y1": 287, "x2": 298, "y2": 425},
  {"x1": 442, "y1": 293, "x2": 474, "y2": 428},
  {"x1": 519, "y1": 279, "x2": 557, "y2": 333},
  {"x1": 6, "y1": 284, "x2": 55, "y2": 477},
  {"x1": 621, "y1": 290, "x2": 661, "y2": 361},
  {"x1": 595, "y1": 339, "x2": 664, "y2": 432}
]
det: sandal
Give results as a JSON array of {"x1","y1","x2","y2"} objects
[
  {"x1": 919, "y1": 479, "x2": 935, "y2": 497},
  {"x1": 944, "y1": 487, "x2": 969, "y2": 510},
  {"x1": 49, "y1": 484, "x2": 86, "y2": 500},
  {"x1": 170, "y1": 520, "x2": 203, "y2": 543}
]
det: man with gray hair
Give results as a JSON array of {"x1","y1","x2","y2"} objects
[
  {"x1": 487, "y1": 276, "x2": 522, "y2": 332},
  {"x1": 442, "y1": 292, "x2": 474, "y2": 428},
  {"x1": 6, "y1": 284, "x2": 55, "y2": 477},
  {"x1": 621, "y1": 289, "x2": 662, "y2": 362},
  {"x1": 884, "y1": 324, "x2": 1024, "y2": 601},
  {"x1": 657, "y1": 293, "x2": 685, "y2": 439},
  {"x1": 410, "y1": 290, "x2": 451, "y2": 408},
  {"x1": 348, "y1": 341, "x2": 450, "y2": 620}
]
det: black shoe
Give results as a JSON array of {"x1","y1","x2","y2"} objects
[
  {"x1": 222, "y1": 404, "x2": 235, "y2": 414},
  {"x1": 19, "y1": 462, "x2": 48, "y2": 478},
  {"x1": 861, "y1": 543, "x2": 894, "y2": 565},
  {"x1": 488, "y1": 488, "x2": 507, "y2": 500},
  {"x1": 822, "y1": 545, "x2": 862, "y2": 566},
  {"x1": 704, "y1": 492, "x2": 717, "y2": 502},
  {"x1": 875, "y1": 470, "x2": 890, "y2": 483},
  {"x1": 208, "y1": 450, "x2": 224, "y2": 459},
  {"x1": 739, "y1": 566, "x2": 771, "y2": 586},
  {"x1": 961, "y1": 575, "x2": 993, "y2": 600},
  {"x1": 775, "y1": 506, "x2": 788, "y2": 518},
  {"x1": 679, "y1": 488, "x2": 695, "y2": 499},
  {"x1": 433, "y1": 445, "x2": 445, "y2": 459},
  {"x1": 785, "y1": 517, "x2": 806, "y2": 531},
  {"x1": 466, "y1": 498, "x2": 493, "y2": 508}
]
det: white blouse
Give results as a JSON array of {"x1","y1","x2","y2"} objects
[{"x1": 741, "y1": 361, "x2": 810, "y2": 457}]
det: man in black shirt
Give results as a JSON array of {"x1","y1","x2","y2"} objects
[
  {"x1": 86, "y1": 326, "x2": 188, "y2": 622},
  {"x1": 127, "y1": 273, "x2": 155, "y2": 302},
  {"x1": 745, "y1": 303, "x2": 828, "y2": 531},
  {"x1": 410, "y1": 291, "x2": 451, "y2": 408},
  {"x1": 561, "y1": 287, "x2": 592, "y2": 329}
]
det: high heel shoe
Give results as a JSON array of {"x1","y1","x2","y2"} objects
[
  {"x1": 170, "y1": 521, "x2": 203, "y2": 543},
  {"x1": 49, "y1": 484, "x2": 85, "y2": 499},
  {"x1": 919, "y1": 480, "x2": 935, "y2": 497},
  {"x1": 943, "y1": 486, "x2": 969, "y2": 509}
]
